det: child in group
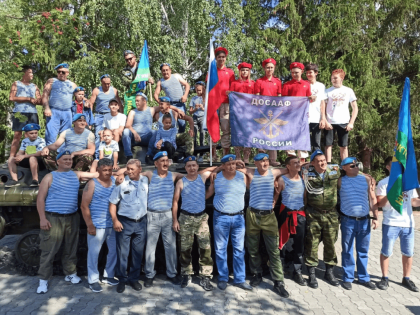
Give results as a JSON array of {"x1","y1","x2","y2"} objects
[
  {"x1": 90, "y1": 128, "x2": 120, "y2": 172},
  {"x1": 154, "y1": 113, "x2": 177, "y2": 160},
  {"x1": 99, "y1": 98, "x2": 126, "y2": 142},
  {"x1": 6, "y1": 123, "x2": 46, "y2": 187},
  {"x1": 71, "y1": 86, "x2": 94, "y2": 129},
  {"x1": 188, "y1": 81, "x2": 206, "y2": 147}
]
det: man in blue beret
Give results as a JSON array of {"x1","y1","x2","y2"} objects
[
  {"x1": 338, "y1": 157, "x2": 378, "y2": 290},
  {"x1": 172, "y1": 156, "x2": 219, "y2": 290},
  {"x1": 205, "y1": 154, "x2": 252, "y2": 291},
  {"x1": 42, "y1": 113, "x2": 95, "y2": 171},
  {"x1": 36, "y1": 150, "x2": 99, "y2": 294},
  {"x1": 6, "y1": 123, "x2": 46, "y2": 187},
  {"x1": 42, "y1": 63, "x2": 84, "y2": 145},
  {"x1": 71, "y1": 86, "x2": 94, "y2": 129},
  {"x1": 154, "y1": 63, "x2": 190, "y2": 133}
]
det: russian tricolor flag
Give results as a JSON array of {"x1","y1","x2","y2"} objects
[{"x1": 204, "y1": 40, "x2": 221, "y2": 143}]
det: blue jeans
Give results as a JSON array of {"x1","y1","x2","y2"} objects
[
  {"x1": 341, "y1": 216, "x2": 371, "y2": 283},
  {"x1": 87, "y1": 227, "x2": 117, "y2": 284},
  {"x1": 213, "y1": 210, "x2": 246, "y2": 284},
  {"x1": 115, "y1": 216, "x2": 147, "y2": 283},
  {"x1": 94, "y1": 113, "x2": 106, "y2": 159},
  {"x1": 381, "y1": 224, "x2": 415, "y2": 257},
  {"x1": 45, "y1": 109, "x2": 72, "y2": 145},
  {"x1": 122, "y1": 129, "x2": 156, "y2": 157},
  {"x1": 171, "y1": 102, "x2": 186, "y2": 133}
]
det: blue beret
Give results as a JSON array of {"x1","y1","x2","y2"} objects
[
  {"x1": 159, "y1": 96, "x2": 171, "y2": 103},
  {"x1": 221, "y1": 154, "x2": 236, "y2": 163},
  {"x1": 254, "y1": 153, "x2": 269, "y2": 161},
  {"x1": 160, "y1": 63, "x2": 171, "y2": 70},
  {"x1": 124, "y1": 50, "x2": 135, "y2": 57},
  {"x1": 72, "y1": 113, "x2": 87, "y2": 122},
  {"x1": 54, "y1": 63, "x2": 69, "y2": 70},
  {"x1": 153, "y1": 151, "x2": 168, "y2": 161},
  {"x1": 100, "y1": 74, "x2": 110, "y2": 80},
  {"x1": 73, "y1": 86, "x2": 85, "y2": 94},
  {"x1": 310, "y1": 150, "x2": 324, "y2": 162},
  {"x1": 184, "y1": 156, "x2": 197, "y2": 163},
  {"x1": 341, "y1": 157, "x2": 357, "y2": 166},
  {"x1": 195, "y1": 81, "x2": 205, "y2": 86},
  {"x1": 56, "y1": 150, "x2": 71, "y2": 161},
  {"x1": 22, "y1": 123, "x2": 40, "y2": 132},
  {"x1": 136, "y1": 92, "x2": 148, "y2": 101}
]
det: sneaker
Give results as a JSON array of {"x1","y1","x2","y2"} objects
[
  {"x1": 30, "y1": 180, "x2": 39, "y2": 187},
  {"x1": 217, "y1": 280, "x2": 227, "y2": 291},
  {"x1": 64, "y1": 273, "x2": 82, "y2": 284},
  {"x1": 5, "y1": 179, "x2": 20, "y2": 187},
  {"x1": 402, "y1": 278, "x2": 419, "y2": 292},
  {"x1": 342, "y1": 282, "x2": 352, "y2": 290},
  {"x1": 199, "y1": 277, "x2": 214, "y2": 291},
  {"x1": 273, "y1": 281, "x2": 289, "y2": 298},
  {"x1": 37, "y1": 279, "x2": 48, "y2": 294},
  {"x1": 89, "y1": 282, "x2": 103, "y2": 293},
  {"x1": 101, "y1": 277, "x2": 119, "y2": 286},
  {"x1": 377, "y1": 277, "x2": 389, "y2": 290},
  {"x1": 181, "y1": 275, "x2": 191, "y2": 288},
  {"x1": 358, "y1": 280, "x2": 376, "y2": 290},
  {"x1": 167, "y1": 275, "x2": 182, "y2": 285},
  {"x1": 144, "y1": 277, "x2": 154, "y2": 288},
  {"x1": 250, "y1": 273, "x2": 263, "y2": 287}
]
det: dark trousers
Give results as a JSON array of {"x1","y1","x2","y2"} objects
[
  {"x1": 115, "y1": 216, "x2": 147, "y2": 283},
  {"x1": 309, "y1": 123, "x2": 321, "y2": 151},
  {"x1": 154, "y1": 142, "x2": 175, "y2": 159},
  {"x1": 193, "y1": 116, "x2": 205, "y2": 147},
  {"x1": 280, "y1": 214, "x2": 306, "y2": 273}
]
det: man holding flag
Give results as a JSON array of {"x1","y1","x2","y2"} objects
[{"x1": 376, "y1": 78, "x2": 419, "y2": 292}]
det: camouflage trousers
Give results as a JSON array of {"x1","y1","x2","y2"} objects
[
  {"x1": 44, "y1": 151, "x2": 94, "y2": 171},
  {"x1": 304, "y1": 207, "x2": 340, "y2": 267},
  {"x1": 176, "y1": 132, "x2": 194, "y2": 157},
  {"x1": 179, "y1": 212, "x2": 213, "y2": 277}
]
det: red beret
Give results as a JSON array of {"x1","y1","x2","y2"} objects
[
  {"x1": 215, "y1": 47, "x2": 228, "y2": 56},
  {"x1": 262, "y1": 58, "x2": 276, "y2": 68},
  {"x1": 290, "y1": 62, "x2": 304, "y2": 70},
  {"x1": 238, "y1": 62, "x2": 252, "y2": 70}
]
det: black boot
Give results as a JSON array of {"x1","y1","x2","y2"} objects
[
  {"x1": 307, "y1": 267, "x2": 318, "y2": 289},
  {"x1": 250, "y1": 273, "x2": 263, "y2": 287},
  {"x1": 324, "y1": 265, "x2": 339, "y2": 287}
]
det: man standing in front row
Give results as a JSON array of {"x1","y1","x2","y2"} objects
[
  {"x1": 172, "y1": 156, "x2": 217, "y2": 291},
  {"x1": 303, "y1": 150, "x2": 340, "y2": 289},
  {"x1": 36, "y1": 151, "x2": 97, "y2": 294},
  {"x1": 376, "y1": 157, "x2": 419, "y2": 292},
  {"x1": 109, "y1": 159, "x2": 149, "y2": 293},
  {"x1": 81, "y1": 158, "x2": 119, "y2": 293}
]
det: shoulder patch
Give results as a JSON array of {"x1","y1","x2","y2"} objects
[{"x1": 329, "y1": 171, "x2": 337, "y2": 176}]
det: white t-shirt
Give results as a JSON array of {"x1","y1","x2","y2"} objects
[
  {"x1": 309, "y1": 81, "x2": 327, "y2": 123},
  {"x1": 376, "y1": 176, "x2": 418, "y2": 228},
  {"x1": 98, "y1": 140, "x2": 119, "y2": 159},
  {"x1": 325, "y1": 85, "x2": 357, "y2": 124},
  {"x1": 102, "y1": 113, "x2": 127, "y2": 130}
]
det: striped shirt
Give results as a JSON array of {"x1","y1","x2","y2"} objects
[
  {"x1": 281, "y1": 176, "x2": 305, "y2": 210},
  {"x1": 340, "y1": 174, "x2": 369, "y2": 217},
  {"x1": 132, "y1": 107, "x2": 153, "y2": 136},
  {"x1": 181, "y1": 176, "x2": 206, "y2": 213},
  {"x1": 95, "y1": 86, "x2": 115, "y2": 114},
  {"x1": 62, "y1": 128, "x2": 94, "y2": 153},
  {"x1": 160, "y1": 74, "x2": 184, "y2": 101},
  {"x1": 213, "y1": 171, "x2": 246, "y2": 214},
  {"x1": 45, "y1": 171, "x2": 79, "y2": 214},
  {"x1": 89, "y1": 177, "x2": 116, "y2": 228},
  {"x1": 148, "y1": 170, "x2": 174, "y2": 211},
  {"x1": 13, "y1": 81, "x2": 37, "y2": 113},
  {"x1": 249, "y1": 169, "x2": 274, "y2": 210},
  {"x1": 49, "y1": 78, "x2": 74, "y2": 110}
]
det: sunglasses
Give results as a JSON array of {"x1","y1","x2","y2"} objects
[
  {"x1": 125, "y1": 57, "x2": 134, "y2": 62},
  {"x1": 349, "y1": 164, "x2": 358, "y2": 169},
  {"x1": 57, "y1": 70, "x2": 67, "y2": 74}
]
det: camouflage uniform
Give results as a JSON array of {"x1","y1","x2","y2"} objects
[
  {"x1": 304, "y1": 164, "x2": 341, "y2": 267},
  {"x1": 179, "y1": 212, "x2": 213, "y2": 277},
  {"x1": 43, "y1": 150, "x2": 93, "y2": 172},
  {"x1": 176, "y1": 132, "x2": 194, "y2": 157}
]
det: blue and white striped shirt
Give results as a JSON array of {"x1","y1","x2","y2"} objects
[
  {"x1": 155, "y1": 127, "x2": 177, "y2": 149},
  {"x1": 249, "y1": 169, "x2": 274, "y2": 210},
  {"x1": 281, "y1": 176, "x2": 305, "y2": 210},
  {"x1": 49, "y1": 78, "x2": 74, "y2": 110},
  {"x1": 148, "y1": 170, "x2": 174, "y2": 211},
  {"x1": 45, "y1": 171, "x2": 79, "y2": 214},
  {"x1": 160, "y1": 74, "x2": 184, "y2": 102},
  {"x1": 89, "y1": 177, "x2": 115, "y2": 228},
  {"x1": 63, "y1": 128, "x2": 94, "y2": 153},
  {"x1": 13, "y1": 81, "x2": 38, "y2": 114},
  {"x1": 181, "y1": 176, "x2": 206, "y2": 213},
  {"x1": 213, "y1": 171, "x2": 246, "y2": 213},
  {"x1": 340, "y1": 174, "x2": 369, "y2": 217},
  {"x1": 95, "y1": 86, "x2": 115, "y2": 114}
]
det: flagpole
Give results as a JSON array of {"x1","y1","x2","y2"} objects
[{"x1": 203, "y1": 40, "x2": 214, "y2": 166}]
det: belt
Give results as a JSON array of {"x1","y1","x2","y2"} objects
[
  {"x1": 214, "y1": 209, "x2": 244, "y2": 216},
  {"x1": 118, "y1": 214, "x2": 146, "y2": 223},
  {"x1": 45, "y1": 211, "x2": 77, "y2": 217},
  {"x1": 340, "y1": 213, "x2": 371, "y2": 221},
  {"x1": 250, "y1": 207, "x2": 273, "y2": 215},
  {"x1": 180, "y1": 209, "x2": 206, "y2": 217},
  {"x1": 96, "y1": 112, "x2": 109, "y2": 115},
  {"x1": 169, "y1": 100, "x2": 182, "y2": 104},
  {"x1": 147, "y1": 209, "x2": 172, "y2": 213}
]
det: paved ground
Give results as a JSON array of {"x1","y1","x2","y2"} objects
[{"x1": 0, "y1": 214, "x2": 419, "y2": 315}]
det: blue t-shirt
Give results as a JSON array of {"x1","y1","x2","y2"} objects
[
  {"x1": 19, "y1": 136, "x2": 46, "y2": 154},
  {"x1": 155, "y1": 127, "x2": 177, "y2": 149},
  {"x1": 13, "y1": 81, "x2": 38, "y2": 114},
  {"x1": 189, "y1": 95, "x2": 205, "y2": 118}
]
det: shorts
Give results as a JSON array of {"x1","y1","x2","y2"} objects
[
  {"x1": 325, "y1": 123, "x2": 348, "y2": 147},
  {"x1": 12, "y1": 113, "x2": 39, "y2": 132},
  {"x1": 381, "y1": 224, "x2": 414, "y2": 258},
  {"x1": 17, "y1": 156, "x2": 46, "y2": 171}
]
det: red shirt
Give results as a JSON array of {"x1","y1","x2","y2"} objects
[
  {"x1": 254, "y1": 76, "x2": 282, "y2": 96},
  {"x1": 207, "y1": 67, "x2": 235, "y2": 103},
  {"x1": 281, "y1": 79, "x2": 311, "y2": 97},
  {"x1": 230, "y1": 79, "x2": 255, "y2": 94},
  {"x1": 75, "y1": 100, "x2": 84, "y2": 113}
]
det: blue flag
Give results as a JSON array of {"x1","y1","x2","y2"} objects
[
  {"x1": 386, "y1": 78, "x2": 419, "y2": 214},
  {"x1": 129, "y1": 40, "x2": 150, "y2": 93}
]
